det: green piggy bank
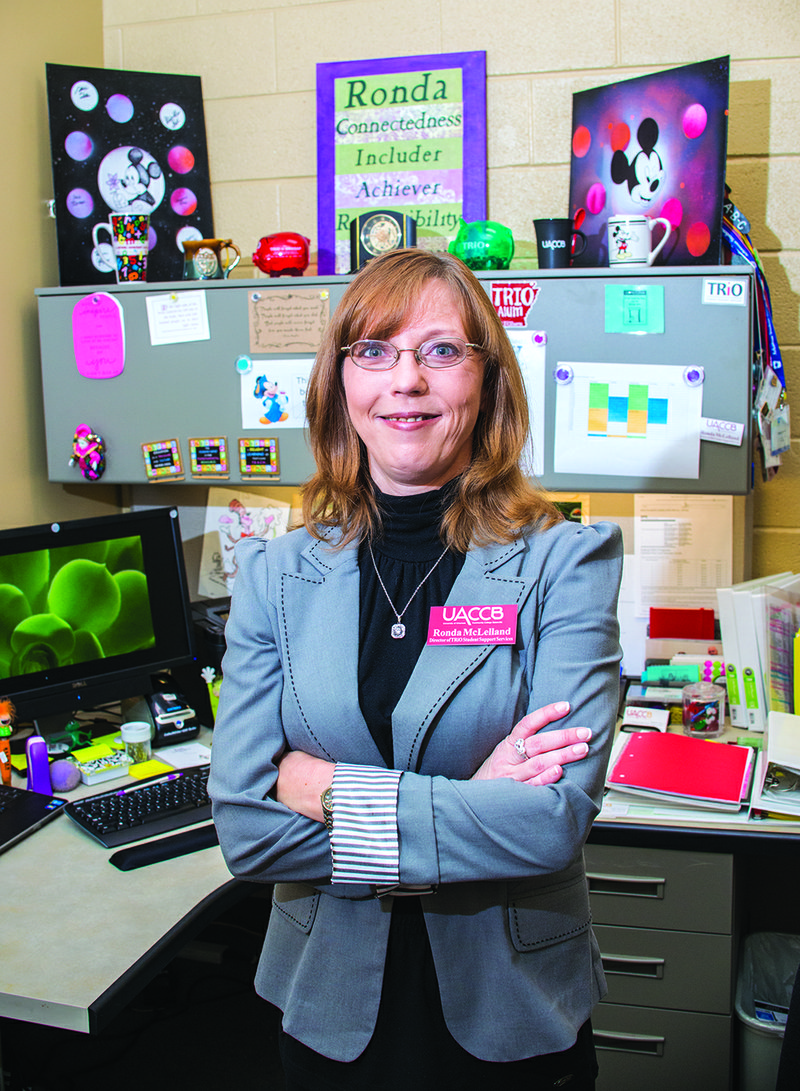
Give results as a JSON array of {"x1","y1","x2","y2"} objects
[{"x1": 449, "y1": 219, "x2": 515, "y2": 270}]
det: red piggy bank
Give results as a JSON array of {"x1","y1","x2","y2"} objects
[{"x1": 252, "y1": 233, "x2": 311, "y2": 277}]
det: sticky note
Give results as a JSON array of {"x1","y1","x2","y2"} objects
[{"x1": 128, "y1": 759, "x2": 174, "y2": 779}]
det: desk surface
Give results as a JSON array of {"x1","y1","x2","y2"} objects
[
  {"x1": 0, "y1": 738, "x2": 244, "y2": 1034},
  {"x1": 594, "y1": 722, "x2": 800, "y2": 851}
]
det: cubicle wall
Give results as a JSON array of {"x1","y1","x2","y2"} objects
[{"x1": 36, "y1": 266, "x2": 754, "y2": 493}]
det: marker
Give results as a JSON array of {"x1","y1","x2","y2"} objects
[{"x1": 117, "y1": 772, "x2": 181, "y2": 795}]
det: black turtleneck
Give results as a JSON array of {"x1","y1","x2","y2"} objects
[{"x1": 358, "y1": 480, "x2": 465, "y2": 766}]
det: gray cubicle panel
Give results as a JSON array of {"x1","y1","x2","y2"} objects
[{"x1": 36, "y1": 265, "x2": 754, "y2": 492}]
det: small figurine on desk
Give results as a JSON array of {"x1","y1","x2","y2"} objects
[
  {"x1": 200, "y1": 666, "x2": 222, "y2": 723},
  {"x1": 0, "y1": 698, "x2": 15, "y2": 786},
  {"x1": 69, "y1": 423, "x2": 106, "y2": 481}
]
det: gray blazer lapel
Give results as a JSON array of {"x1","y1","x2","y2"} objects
[
  {"x1": 392, "y1": 539, "x2": 537, "y2": 771},
  {"x1": 280, "y1": 536, "x2": 384, "y2": 766}
]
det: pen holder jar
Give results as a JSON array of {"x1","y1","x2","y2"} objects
[
  {"x1": 121, "y1": 721, "x2": 152, "y2": 764},
  {"x1": 682, "y1": 682, "x2": 725, "y2": 738}
]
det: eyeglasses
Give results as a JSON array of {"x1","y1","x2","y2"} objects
[{"x1": 342, "y1": 337, "x2": 481, "y2": 370}]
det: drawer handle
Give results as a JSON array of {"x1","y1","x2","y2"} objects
[
  {"x1": 587, "y1": 872, "x2": 666, "y2": 900},
  {"x1": 600, "y1": 953, "x2": 665, "y2": 978},
  {"x1": 593, "y1": 1030, "x2": 665, "y2": 1056}
]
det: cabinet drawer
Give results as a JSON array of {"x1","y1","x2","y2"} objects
[
  {"x1": 593, "y1": 1003, "x2": 732, "y2": 1091},
  {"x1": 585, "y1": 844, "x2": 734, "y2": 932},
  {"x1": 594, "y1": 924, "x2": 734, "y2": 1013}
]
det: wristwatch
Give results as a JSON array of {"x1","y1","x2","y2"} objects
[{"x1": 320, "y1": 785, "x2": 334, "y2": 833}]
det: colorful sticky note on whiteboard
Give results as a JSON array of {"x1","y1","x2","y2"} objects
[{"x1": 72, "y1": 292, "x2": 125, "y2": 379}]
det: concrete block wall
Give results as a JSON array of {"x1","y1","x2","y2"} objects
[{"x1": 103, "y1": 0, "x2": 800, "y2": 576}]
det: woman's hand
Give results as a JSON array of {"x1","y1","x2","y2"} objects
[
  {"x1": 471, "y1": 701, "x2": 591, "y2": 786},
  {"x1": 276, "y1": 702, "x2": 589, "y2": 816},
  {"x1": 276, "y1": 750, "x2": 336, "y2": 822}
]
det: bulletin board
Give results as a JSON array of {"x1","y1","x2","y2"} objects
[{"x1": 36, "y1": 266, "x2": 754, "y2": 493}]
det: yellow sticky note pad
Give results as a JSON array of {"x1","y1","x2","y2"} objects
[
  {"x1": 91, "y1": 731, "x2": 126, "y2": 751},
  {"x1": 72, "y1": 743, "x2": 114, "y2": 762},
  {"x1": 128, "y1": 759, "x2": 174, "y2": 779}
]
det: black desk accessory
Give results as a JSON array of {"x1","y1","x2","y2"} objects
[{"x1": 109, "y1": 822, "x2": 218, "y2": 870}]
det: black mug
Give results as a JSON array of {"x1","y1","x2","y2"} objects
[{"x1": 533, "y1": 218, "x2": 587, "y2": 269}]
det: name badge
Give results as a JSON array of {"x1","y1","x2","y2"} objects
[{"x1": 427, "y1": 605, "x2": 518, "y2": 646}]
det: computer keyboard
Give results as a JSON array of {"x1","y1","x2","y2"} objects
[{"x1": 64, "y1": 764, "x2": 212, "y2": 848}]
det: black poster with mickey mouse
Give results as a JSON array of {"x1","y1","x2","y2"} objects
[
  {"x1": 568, "y1": 57, "x2": 729, "y2": 268},
  {"x1": 45, "y1": 63, "x2": 215, "y2": 286}
]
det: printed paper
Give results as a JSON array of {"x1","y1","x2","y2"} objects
[{"x1": 554, "y1": 361, "x2": 703, "y2": 479}]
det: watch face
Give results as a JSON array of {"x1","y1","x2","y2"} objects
[{"x1": 360, "y1": 213, "x2": 403, "y2": 257}]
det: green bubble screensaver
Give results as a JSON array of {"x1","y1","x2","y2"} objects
[{"x1": 0, "y1": 536, "x2": 155, "y2": 679}]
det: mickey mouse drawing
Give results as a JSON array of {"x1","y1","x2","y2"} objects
[
  {"x1": 253, "y1": 375, "x2": 289, "y2": 424},
  {"x1": 119, "y1": 148, "x2": 162, "y2": 208},
  {"x1": 611, "y1": 118, "x2": 664, "y2": 206},
  {"x1": 610, "y1": 223, "x2": 633, "y2": 257}
]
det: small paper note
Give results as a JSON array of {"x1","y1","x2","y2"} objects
[
  {"x1": 146, "y1": 290, "x2": 210, "y2": 345},
  {"x1": 128, "y1": 759, "x2": 174, "y2": 779}
]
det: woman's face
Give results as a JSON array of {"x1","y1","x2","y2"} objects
[{"x1": 342, "y1": 282, "x2": 485, "y2": 495}]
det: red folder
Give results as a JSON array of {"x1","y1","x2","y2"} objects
[
  {"x1": 607, "y1": 731, "x2": 754, "y2": 811},
  {"x1": 649, "y1": 607, "x2": 716, "y2": 639}
]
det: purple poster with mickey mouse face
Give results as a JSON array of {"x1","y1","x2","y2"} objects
[
  {"x1": 46, "y1": 63, "x2": 214, "y2": 286},
  {"x1": 568, "y1": 57, "x2": 729, "y2": 268}
]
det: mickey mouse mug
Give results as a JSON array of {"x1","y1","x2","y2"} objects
[{"x1": 608, "y1": 215, "x2": 672, "y2": 267}]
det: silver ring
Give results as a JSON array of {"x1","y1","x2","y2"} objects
[{"x1": 513, "y1": 738, "x2": 527, "y2": 759}]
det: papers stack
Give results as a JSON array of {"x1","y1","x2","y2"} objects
[
  {"x1": 717, "y1": 572, "x2": 799, "y2": 731},
  {"x1": 751, "y1": 711, "x2": 800, "y2": 818},
  {"x1": 606, "y1": 730, "x2": 755, "y2": 812}
]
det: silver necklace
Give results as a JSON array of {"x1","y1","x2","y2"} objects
[{"x1": 368, "y1": 540, "x2": 449, "y2": 639}]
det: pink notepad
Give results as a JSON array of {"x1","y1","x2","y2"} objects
[{"x1": 607, "y1": 731, "x2": 755, "y2": 811}]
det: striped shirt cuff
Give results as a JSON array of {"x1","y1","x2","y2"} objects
[{"x1": 329, "y1": 764, "x2": 402, "y2": 885}]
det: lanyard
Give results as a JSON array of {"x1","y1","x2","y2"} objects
[{"x1": 722, "y1": 219, "x2": 786, "y2": 391}]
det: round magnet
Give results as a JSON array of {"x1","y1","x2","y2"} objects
[
  {"x1": 250, "y1": 292, "x2": 261, "y2": 301},
  {"x1": 235, "y1": 355, "x2": 253, "y2": 375},
  {"x1": 683, "y1": 366, "x2": 705, "y2": 387},
  {"x1": 554, "y1": 365, "x2": 574, "y2": 385}
]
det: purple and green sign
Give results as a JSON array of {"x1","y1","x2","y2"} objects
[{"x1": 316, "y1": 52, "x2": 486, "y2": 274}]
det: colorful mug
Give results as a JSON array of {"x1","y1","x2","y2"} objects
[{"x1": 91, "y1": 214, "x2": 149, "y2": 282}]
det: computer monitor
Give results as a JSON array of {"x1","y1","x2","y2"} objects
[{"x1": 0, "y1": 506, "x2": 195, "y2": 731}]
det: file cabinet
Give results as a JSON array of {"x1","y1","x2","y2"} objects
[{"x1": 586, "y1": 843, "x2": 736, "y2": 1090}]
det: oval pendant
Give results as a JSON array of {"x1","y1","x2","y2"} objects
[{"x1": 391, "y1": 622, "x2": 406, "y2": 639}]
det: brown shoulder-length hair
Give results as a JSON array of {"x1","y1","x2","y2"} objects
[{"x1": 302, "y1": 248, "x2": 560, "y2": 551}]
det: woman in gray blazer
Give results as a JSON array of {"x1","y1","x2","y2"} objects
[{"x1": 209, "y1": 248, "x2": 623, "y2": 1090}]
